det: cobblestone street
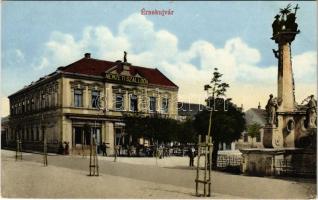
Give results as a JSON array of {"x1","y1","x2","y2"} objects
[{"x1": 1, "y1": 150, "x2": 316, "y2": 198}]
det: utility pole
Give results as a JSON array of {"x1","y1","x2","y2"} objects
[
  {"x1": 16, "y1": 135, "x2": 22, "y2": 161},
  {"x1": 89, "y1": 135, "x2": 99, "y2": 176}
]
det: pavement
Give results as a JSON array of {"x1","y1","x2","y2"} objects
[{"x1": 1, "y1": 150, "x2": 316, "y2": 199}]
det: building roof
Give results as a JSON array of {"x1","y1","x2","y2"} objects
[
  {"x1": 9, "y1": 54, "x2": 178, "y2": 98},
  {"x1": 245, "y1": 108, "x2": 267, "y2": 126},
  {"x1": 60, "y1": 55, "x2": 178, "y2": 88}
]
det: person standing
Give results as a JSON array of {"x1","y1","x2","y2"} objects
[
  {"x1": 101, "y1": 142, "x2": 107, "y2": 156},
  {"x1": 188, "y1": 146, "x2": 195, "y2": 167}
]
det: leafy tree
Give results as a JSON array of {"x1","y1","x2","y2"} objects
[
  {"x1": 247, "y1": 122, "x2": 262, "y2": 148},
  {"x1": 177, "y1": 119, "x2": 197, "y2": 144},
  {"x1": 195, "y1": 68, "x2": 245, "y2": 168},
  {"x1": 123, "y1": 114, "x2": 180, "y2": 145}
]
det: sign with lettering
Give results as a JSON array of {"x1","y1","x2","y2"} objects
[{"x1": 105, "y1": 73, "x2": 148, "y2": 85}]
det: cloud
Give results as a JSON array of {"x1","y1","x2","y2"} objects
[
  {"x1": 28, "y1": 13, "x2": 317, "y2": 110},
  {"x1": 15, "y1": 49, "x2": 25, "y2": 62},
  {"x1": 1, "y1": 96, "x2": 10, "y2": 117}
]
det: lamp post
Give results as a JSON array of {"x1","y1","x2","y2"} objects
[{"x1": 41, "y1": 92, "x2": 48, "y2": 166}]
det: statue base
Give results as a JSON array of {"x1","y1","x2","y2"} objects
[
  {"x1": 263, "y1": 111, "x2": 309, "y2": 148},
  {"x1": 240, "y1": 148, "x2": 316, "y2": 177}
]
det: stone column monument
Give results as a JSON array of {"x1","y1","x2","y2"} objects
[
  {"x1": 240, "y1": 4, "x2": 316, "y2": 176},
  {"x1": 263, "y1": 4, "x2": 304, "y2": 148}
]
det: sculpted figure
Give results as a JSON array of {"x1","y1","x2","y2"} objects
[
  {"x1": 307, "y1": 95, "x2": 317, "y2": 128},
  {"x1": 272, "y1": 15, "x2": 281, "y2": 36},
  {"x1": 123, "y1": 51, "x2": 127, "y2": 63},
  {"x1": 285, "y1": 13, "x2": 298, "y2": 32},
  {"x1": 265, "y1": 94, "x2": 278, "y2": 125}
]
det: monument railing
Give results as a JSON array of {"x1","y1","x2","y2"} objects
[{"x1": 274, "y1": 158, "x2": 316, "y2": 177}]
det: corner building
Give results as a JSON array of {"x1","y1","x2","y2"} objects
[{"x1": 8, "y1": 53, "x2": 178, "y2": 154}]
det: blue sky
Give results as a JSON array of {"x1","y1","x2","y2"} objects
[{"x1": 1, "y1": 1, "x2": 317, "y2": 116}]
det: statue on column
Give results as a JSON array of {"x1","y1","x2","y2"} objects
[
  {"x1": 272, "y1": 4, "x2": 300, "y2": 38},
  {"x1": 123, "y1": 51, "x2": 127, "y2": 63},
  {"x1": 272, "y1": 15, "x2": 282, "y2": 36},
  {"x1": 265, "y1": 94, "x2": 278, "y2": 125},
  {"x1": 306, "y1": 95, "x2": 317, "y2": 128}
]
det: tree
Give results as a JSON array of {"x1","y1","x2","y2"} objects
[
  {"x1": 123, "y1": 114, "x2": 179, "y2": 145},
  {"x1": 247, "y1": 122, "x2": 262, "y2": 148},
  {"x1": 176, "y1": 119, "x2": 197, "y2": 145},
  {"x1": 195, "y1": 68, "x2": 245, "y2": 168}
]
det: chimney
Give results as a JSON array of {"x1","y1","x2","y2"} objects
[
  {"x1": 84, "y1": 53, "x2": 91, "y2": 59},
  {"x1": 258, "y1": 102, "x2": 261, "y2": 109}
]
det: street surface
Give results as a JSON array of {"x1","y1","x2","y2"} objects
[{"x1": 1, "y1": 150, "x2": 316, "y2": 198}]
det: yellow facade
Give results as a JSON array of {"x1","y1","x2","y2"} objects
[{"x1": 8, "y1": 55, "x2": 178, "y2": 155}]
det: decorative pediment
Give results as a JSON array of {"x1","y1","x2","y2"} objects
[
  {"x1": 70, "y1": 80, "x2": 87, "y2": 89},
  {"x1": 88, "y1": 82, "x2": 103, "y2": 91}
]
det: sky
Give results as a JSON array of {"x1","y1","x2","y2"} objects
[{"x1": 1, "y1": 1, "x2": 317, "y2": 117}]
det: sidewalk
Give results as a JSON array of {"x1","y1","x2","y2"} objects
[
  {"x1": 1, "y1": 155, "x2": 239, "y2": 198},
  {"x1": 2, "y1": 150, "x2": 316, "y2": 198}
]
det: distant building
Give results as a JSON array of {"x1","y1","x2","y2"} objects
[
  {"x1": 7, "y1": 53, "x2": 178, "y2": 154},
  {"x1": 177, "y1": 102, "x2": 205, "y2": 121},
  {"x1": 1, "y1": 116, "x2": 9, "y2": 147},
  {"x1": 236, "y1": 103, "x2": 267, "y2": 149}
]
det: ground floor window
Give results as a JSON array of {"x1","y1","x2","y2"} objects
[{"x1": 73, "y1": 126, "x2": 101, "y2": 146}]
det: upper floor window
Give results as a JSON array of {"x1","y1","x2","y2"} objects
[
  {"x1": 31, "y1": 99, "x2": 35, "y2": 111},
  {"x1": 149, "y1": 97, "x2": 156, "y2": 112},
  {"x1": 91, "y1": 90, "x2": 100, "y2": 108},
  {"x1": 161, "y1": 98, "x2": 169, "y2": 113},
  {"x1": 130, "y1": 95, "x2": 138, "y2": 112},
  {"x1": 41, "y1": 94, "x2": 46, "y2": 109},
  {"x1": 115, "y1": 94, "x2": 124, "y2": 111},
  {"x1": 74, "y1": 89, "x2": 83, "y2": 107},
  {"x1": 22, "y1": 102, "x2": 25, "y2": 113},
  {"x1": 26, "y1": 100, "x2": 30, "y2": 112}
]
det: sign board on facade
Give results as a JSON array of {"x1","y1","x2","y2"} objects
[{"x1": 105, "y1": 73, "x2": 148, "y2": 85}]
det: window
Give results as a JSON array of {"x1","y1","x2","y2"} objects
[
  {"x1": 41, "y1": 94, "x2": 46, "y2": 109},
  {"x1": 74, "y1": 89, "x2": 83, "y2": 107},
  {"x1": 149, "y1": 97, "x2": 156, "y2": 112},
  {"x1": 256, "y1": 132, "x2": 261, "y2": 142},
  {"x1": 243, "y1": 133, "x2": 248, "y2": 142},
  {"x1": 225, "y1": 143, "x2": 231, "y2": 150},
  {"x1": 91, "y1": 90, "x2": 100, "y2": 108},
  {"x1": 161, "y1": 98, "x2": 169, "y2": 113},
  {"x1": 30, "y1": 128, "x2": 34, "y2": 141},
  {"x1": 31, "y1": 99, "x2": 35, "y2": 111},
  {"x1": 22, "y1": 102, "x2": 25, "y2": 113},
  {"x1": 130, "y1": 95, "x2": 138, "y2": 112},
  {"x1": 36, "y1": 127, "x2": 39, "y2": 141},
  {"x1": 115, "y1": 94, "x2": 124, "y2": 111}
]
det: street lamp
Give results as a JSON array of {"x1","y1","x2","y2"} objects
[{"x1": 41, "y1": 93, "x2": 48, "y2": 166}]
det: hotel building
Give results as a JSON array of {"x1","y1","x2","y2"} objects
[{"x1": 7, "y1": 53, "x2": 178, "y2": 154}]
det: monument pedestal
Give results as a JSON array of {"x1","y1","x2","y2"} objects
[
  {"x1": 240, "y1": 148, "x2": 316, "y2": 177},
  {"x1": 263, "y1": 111, "x2": 308, "y2": 149}
]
